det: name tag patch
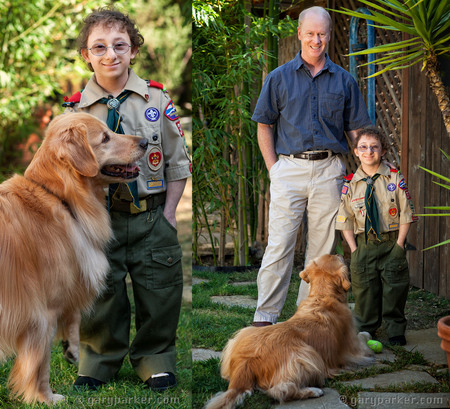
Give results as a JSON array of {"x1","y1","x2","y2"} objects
[
  {"x1": 147, "y1": 179, "x2": 164, "y2": 189},
  {"x1": 389, "y1": 223, "x2": 399, "y2": 230}
]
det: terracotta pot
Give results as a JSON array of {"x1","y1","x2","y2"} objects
[{"x1": 437, "y1": 316, "x2": 450, "y2": 370}]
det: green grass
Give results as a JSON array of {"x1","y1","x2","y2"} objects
[
  {"x1": 0, "y1": 285, "x2": 192, "y2": 409},
  {"x1": 192, "y1": 268, "x2": 450, "y2": 409}
]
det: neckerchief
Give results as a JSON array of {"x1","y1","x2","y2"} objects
[
  {"x1": 363, "y1": 173, "x2": 381, "y2": 242},
  {"x1": 98, "y1": 91, "x2": 140, "y2": 211}
]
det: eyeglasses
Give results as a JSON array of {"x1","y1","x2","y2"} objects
[
  {"x1": 87, "y1": 42, "x2": 131, "y2": 56},
  {"x1": 357, "y1": 145, "x2": 382, "y2": 153}
]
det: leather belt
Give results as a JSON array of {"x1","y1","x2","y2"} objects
[
  {"x1": 287, "y1": 150, "x2": 336, "y2": 160},
  {"x1": 109, "y1": 192, "x2": 166, "y2": 214}
]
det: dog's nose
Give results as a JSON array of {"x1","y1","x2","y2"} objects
[{"x1": 139, "y1": 139, "x2": 149, "y2": 150}]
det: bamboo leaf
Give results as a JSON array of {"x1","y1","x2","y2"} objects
[
  {"x1": 422, "y1": 239, "x2": 450, "y2": 251},
  {"x1": 419, "y1": 166, "x2": 450, "y2": 183},
  {"x1": 432, "y1": 181, "x2": 450, "y2": 190}
]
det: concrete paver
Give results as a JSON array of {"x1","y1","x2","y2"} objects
[
  {"x1": 210, "y1": 295, "x2": 257, "y2": 309},
  {"x1": 404, "y1": 328, "x2": 447, "y2": 365},
  {"x1": 343, "y1": 369, "x2": 438, "y2": 389},
  {"x1": 193, "y1": 348, "x2": 221, "y2": 362}
]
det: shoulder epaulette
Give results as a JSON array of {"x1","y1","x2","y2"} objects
[
  {"x1": 146, "y1": 79, "x2": 167, "y2": 92},
  {"x1": 344, "y1": 173, "x2": 354, "y2": 182},
  {"x1": 62, "y1": 90, "x2": 82, "y2": 107},
  {"x1": 390, "y1": 168, "x2": 399, "y2": 173}
]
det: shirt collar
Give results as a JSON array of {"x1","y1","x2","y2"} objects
[
  {"x1": 295, "y1": 52, "x2": 335, "y2": 73},
  {"x1": 79, "y1": 69, "x2": 148, "y2": 108},
  {"x1": 353, "y1": 162, "x2": 391, "y2": 182}
]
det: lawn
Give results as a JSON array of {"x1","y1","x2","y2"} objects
[
  {"x1": 0, "y1": 286, "x2": 192, "y2": 409},
  {"x1": 192, "y1": 268, "x2": 450, "y2": 409}
]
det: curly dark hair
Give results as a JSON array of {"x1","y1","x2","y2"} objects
[
  {"x1": 77, "y1": 7, "x2": 144, "y2": 71},
  {"x1": 353, "y1": 127, "x2": 389, "y2": 153}
]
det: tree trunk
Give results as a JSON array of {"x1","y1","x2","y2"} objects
[{"x1": 426, "y1": 56, "x2": 450, "y2": 136}]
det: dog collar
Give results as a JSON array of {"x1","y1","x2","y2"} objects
[{"x1": 25, "y1": 177, "x2": 76, "y2": 220}]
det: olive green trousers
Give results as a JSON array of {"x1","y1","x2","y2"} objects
[
  {"x1": 78, "y1": 205, "x2": 183, "y2": 383},
  {"x1": 350, "y1": 232, "x2": 409, "y2": 339}
]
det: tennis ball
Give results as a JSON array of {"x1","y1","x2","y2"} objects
[{"x1": 367, "y1": 339, "x2": 383, "y2": 353}]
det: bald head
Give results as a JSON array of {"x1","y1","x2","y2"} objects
[{"x1": 298, "y1": 6, "x2": 332, "y2": 33}]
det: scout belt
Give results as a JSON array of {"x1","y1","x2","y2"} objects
[{"x1": 109, "y1": 192, "x2": 166, "y2": 214}]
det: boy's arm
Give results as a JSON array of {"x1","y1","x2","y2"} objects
[
  {"x1": 397, "y1": 223, "x2": 410, "y2": 248},
  {"x1": 164, "y1": 179, "x2": 187, "y2": 228},
  {"x1": 342, "y1": 230, "x2": 358, "y2": 253}
]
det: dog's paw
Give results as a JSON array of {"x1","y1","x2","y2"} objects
[
  {"x1": 50, "y1": 393, "x2": 65, "y2": 404},
  {"x1": 308, "y1": 387, "x2": 324, "y2": 398},
  {"x1": 62, "y1": 340, "x2": 79, "y2": 365},
  {"x1": 358, "y1": 331, "x2": 372, "y2": 342}
]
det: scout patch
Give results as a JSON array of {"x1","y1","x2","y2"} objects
[
  {"x1": 147, "y1": 147, "x2": 163, "y2": 171},
  {"x1": 398, "y1": 178, "x2": 407, "y2": 190},
  {"x1": 336, "y1": 215, "x2": 346, "y2": 223},
  {"x1": 175, "y1": 120, "x2": 184, "y2": 137},
  {"x1": 387, "y1": 183, "x2": 396, "y2": 192},
  {"x1": 405, "y1": 188, "x2": 412, "y2": 200},
  {"x1": 145, "y1": 107, "x2": 160, "y2": 122},
  {"x1": 389, "y1": 207, "x2": 398, "y2": 217},
  {"x1": 389, "y1": 223, "x2": 399, "y2": 230},
  {"x1": 164, "y1": 100, "x2": 179, "y2": 121},
  {"x1": 341, "y1": 185, "x2": 348, "y2": 195},
  {"x1": 147, "y1": 179, "x2": 164, "y2": 189},
  {"x1": 412, "y1": 215, "x2": 419, "y2": 222}
]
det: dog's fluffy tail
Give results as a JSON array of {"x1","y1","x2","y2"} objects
[
  {"x1": 204, "y1": 388, "x2": 251, "y2": 409},
  {"x1": 204, "y1": 357, "x2": 255, "y2": 409}
]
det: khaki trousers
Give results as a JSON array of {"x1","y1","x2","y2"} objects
[
  {"x1": 350, "y1": 232, "x2": 409, "y2": 338},
  {"x1": 78, "y1": 205, "x2": 183, "y2": 382},
  {"x1": 254, "y1": 154, "x2": 346, "y2": 323}
]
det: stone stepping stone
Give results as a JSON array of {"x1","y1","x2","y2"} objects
[
  {"x1": 193, "y1": 277, "x2": 210, "y2": 285},
  {"x1": 192, "y1": 348, "x2": 221, "y2": 362},
  {"x1": 343, "y1": 369, "x2": 438, "y2": 389},
  {"x1": 404, "y1": 328, "x2": 447, "y2": 365},
  {"x1": 210, "y1": 295, "x2": 257, "y2": 309},
  {"x1": 272, "y1": 388, "x2": 351, "y2": 408},
  {"x1": 230, "y1": 281, "x2": 255, "y2": 287},
  {"x1": 357, "y1": 392, "x2": 450, "y2": 409}
]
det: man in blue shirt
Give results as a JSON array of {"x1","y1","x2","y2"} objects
[{"x1": 252, "y1": 6, "x2": 371, "y2": 326}]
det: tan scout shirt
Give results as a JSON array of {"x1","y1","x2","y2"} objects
[
  {"x1": 65, "y1": 69, "x2": 191, "y2": 198},
  {"x1": 336, "y1": 162, "x2": 417, "y2": 235}
]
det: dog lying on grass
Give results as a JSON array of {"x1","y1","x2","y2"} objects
[{"x1": 205, "y1": 254, "x2": 374, "y2": 409}]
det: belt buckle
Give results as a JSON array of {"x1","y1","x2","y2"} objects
[{"x1": 130, "y1": 199, "x2": 147, "y2": 214}]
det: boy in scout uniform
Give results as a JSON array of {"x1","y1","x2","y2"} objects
[
  {"x1": 63, "y1": 8, "x2": 191, "y2": 390},
  {"x1": 336, "y1": 127, "x2": 417, "y2": 346}
]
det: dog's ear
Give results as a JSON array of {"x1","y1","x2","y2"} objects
[
  {"x1": 299, "y1": 270, "x2": 309, "y2": 282},
  {"x1": 57, "y1": 123, "x2": 98, "y2": 177},
  {"x1": 340, "y1": 266, "x2": 351, "y2": 291}
]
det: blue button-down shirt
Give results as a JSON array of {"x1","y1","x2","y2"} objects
[{"x1": 252, "y1": 53, "x2": 371, "y2": 155}]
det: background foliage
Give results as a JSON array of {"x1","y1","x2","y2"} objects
[{"x1": 192, "y1": 0, "x2": 296, "y2": 266}]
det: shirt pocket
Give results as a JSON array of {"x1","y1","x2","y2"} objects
[{"x1": 320, "y1": 92, "x2": 345, "y2": 120}]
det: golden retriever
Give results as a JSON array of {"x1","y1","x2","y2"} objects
[
  {"x1": 0, "y1": 113, "x2": 148, "y2": 404},
  {"x1": 205, "y1": 254, "x2": 374, "y2": 409}
]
